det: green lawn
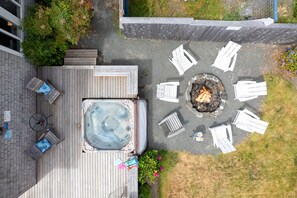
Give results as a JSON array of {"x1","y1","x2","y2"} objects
[
  {"x1": 159, "y1": 74, "x2": 297, "y2": 197},
  {"x1": 128, "y1": 0, "x2": 242, "y2": 20}
]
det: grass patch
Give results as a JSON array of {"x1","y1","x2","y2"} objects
[
  {"x1": 184, "y1": 0, "x2": 224, "y2": 20},
  {"x1": 128, "y1": 0, "x2": 174, "y2": 17},
  {"x1": 160, "y1": 74, "x2": 297, "y2": 197},
  {"x1": 128, "y1": 0, "x2": 242, "y2": 20},
  {"x1": 278, "y1": 0, "x2": 297, "y2": 23}
]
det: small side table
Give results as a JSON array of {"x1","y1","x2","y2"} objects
[{"x1": 29, "y1": 113, "x2": 52, "y2": 132}]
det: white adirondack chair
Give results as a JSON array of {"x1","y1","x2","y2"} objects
[
  {"x1": 212, "y1": 41, "x2": 242, "y2": 72},
  {"x1": 233, "y1": 108, "x2": 269, "y2": 135},
  {"x1": 169, "y1": 44, "x2": 198, "y2": 75},
  {"x1": 209, "y1": 124, "x2": 236, "y2": 154},
  {"x1": 156, "y1": 82, "x2": 179, "y2": 103},
  {"x1": 234, "y1": 81, "x2": 267, "y2": 102},
  {"x1": 158, "y1": 112, "x2": 185, "y2": 138}
]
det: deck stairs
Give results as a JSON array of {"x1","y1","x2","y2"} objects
[{"x1": 64, "y1": 49, "x2": 97, "y2": 65}]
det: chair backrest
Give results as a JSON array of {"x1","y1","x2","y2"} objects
[
  {"x1": 172, "y1": 45, "x2": 184, "y2": 61},
  {"x1": 157, "y1": 85, "x2": 175, "y2": 98},
  {"x1": 212, "y1": 41, "x2": 241, "y2": 72},
  {"x1": 156, "y1": 82, "x2": 179, "y2": 103},
  {"x1": 245, "y1": 82, "x2": 267, "y2": 95},
  {"x1": 221, "y1": 41, "x2": 241, "y2": 59},
  {"x1": 234, "y1": 81, "x2": 267, "y2": 101},
  {"x1": 233, "y1": 109, "x2": 269, "y2": 134},
  {"x1": 26, "y1": 77, "x2": 44, "y2": 92},
  {"x1": 209, "y1": 124, "x2": 235, "y2": 154},
  {"x1": 158, "y1": 112, "x2": 185, "y2": 138},
  {"x1": 44, "y1": 129, "x2": 63, "y2": 145},
  {"x1": 170, "y1": 45, "x2": 197, "y2": 75},
  {"x1": 156, "y1": 84, "x2": 165, "y2": 99},
  {"x1": 210, "y1": 124, "x2": 233, "y2": 144}
]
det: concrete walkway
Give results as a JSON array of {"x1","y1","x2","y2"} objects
[{"x1": 79, "y1": 0, "x2": 269, "y2": 154}]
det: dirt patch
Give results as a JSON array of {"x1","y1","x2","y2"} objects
[
  {"x1": 149, "y1": 178, "x2": 160, "y2": 198},
  {"x1": 278, "y1": 0, "x2": 294, "y2": 17},
  {"x1": 260, "y1": 44, "x2": 285, "y2": 74},
  {"x1": 223, "y1": 0, "x2": 245, "y2": 12},
  {"x1": 261, "y1": 44, "x2": 297, "y2": 90},
  {"x1": 160, "y1": 152, "x2": 226, "y2": 198},
  {"x1": 168, "y1": 0, "x2": 186, "y2": 17}
]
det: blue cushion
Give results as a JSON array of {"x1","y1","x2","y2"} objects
[
  {"x1": 35, "y1": 138, "x2": 52, "y2": 153},
  {"x1": 37, "y1": 82, "x2": 52, "y2": 95}
]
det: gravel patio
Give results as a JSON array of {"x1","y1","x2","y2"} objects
[{"x1": 79, "y1": 0, "x2": 269, "y2": 154}]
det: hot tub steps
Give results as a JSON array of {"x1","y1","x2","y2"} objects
[
  {"x1": 94, "y1": 65, "x2": 138, "y2": 97},
  {"x1": 64, "y1": 49, "x2": 97, "y2": 65},
  {"x1": 62, "y1": 65, "x2": 139, "y2": 98}
]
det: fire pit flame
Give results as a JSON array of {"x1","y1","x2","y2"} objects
[{"x1": 195, "y1": 86, "x2": 212, "y2": 103}]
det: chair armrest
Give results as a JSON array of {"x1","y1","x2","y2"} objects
[
  {"x1": 25, "y1": 145, "x2": 43, "y2": 160},
  {"x1": 227, "y1": 53, "x2": 237, "y2": 72},
  {"x1": 169, "y1": 58, "x2": 184, "y2": 75},
  {"x1": 37, "y1": 132, "x2": 46, "y2": 141},
  {"x1": 236, "y1": 81, "x2": 257, "y2": 85},
  {"x1": 238, "y1": 96, "x2": 258, "y2": 102},
  {"x1": 183, "y1": 50, "x2": 198, "y2": 65},
  {"x1": 44, "y1": 129, "x2": 63, "y2": 145},
  {"x1": 167, "y1": 127, "x2": 185, "y2": 138},
  {"x1": 226, "y1": 125, "x2": 233, "y2": 144},
  {"x1": 232, "y1": 110, "x2": 242, "y2": 125},
  {"x1": 242, "y1": 108, "x2": 260, "y2": 120},
  {"x1": 159, "y1": 98, "x2": 179, "y2": 103},
  {"x1": 209, "y1": 128, "x2": 218, "y2": 147}
]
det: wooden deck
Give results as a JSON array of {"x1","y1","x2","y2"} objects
[{"x1": 20, "y1": 66, "x2": 137, "y2": 198}]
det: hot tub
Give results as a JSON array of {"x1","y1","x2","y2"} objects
[{"x1": 82, "y1": 99, "x2": 136, "y2": 152}]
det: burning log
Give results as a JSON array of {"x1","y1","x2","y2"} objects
[{"x1": 195, "y1": 86, "x2": 211, "y2": 103}]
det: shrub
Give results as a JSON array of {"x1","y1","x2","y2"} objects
[
  {"x1": 22, "y1": 35, "x2": 69, "y2": 66},
  {"x1": 22, "y1": 0, "x2": 93, "y2": 66},
  {"x1": 138, "y1": 183, "x2": 151, "y2": 198},
  {"x1": 138, "y1": 150, "x2": 164, "y2": 185},
  {"x1": 36, "y1": 0, "x2": 53, "y2": 7},
  {"x1": 280, "y1": 47, "x2": 297, "y2": 76},
  {"x1": 23, "y1": 5, "x2": 53, "y2": 37}
]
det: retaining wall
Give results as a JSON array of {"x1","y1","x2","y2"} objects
[{"x1": 120, "y1": 17, "x2": 297, "y2": 45}]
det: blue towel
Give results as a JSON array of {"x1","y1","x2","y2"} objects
[
  {"x1": 37, "y1": 83, "x2": 52, "y2": 95},
  {"x1": 125, "y1": 156, "x2": 138, "y2": 167}
]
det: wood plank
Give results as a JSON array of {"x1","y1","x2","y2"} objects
[
  {"x1": 19, "y1": 66, "x2": 133, "y2": 198},
  {"x1": 94, "y1": 65, "x2": 138, "y2": 97},
  {"x1": 65, "y1": 49, "x2": 98, "y2": 58},
  {"x1": 64, "y1": 58, "x2": 97, "y2": 65}
]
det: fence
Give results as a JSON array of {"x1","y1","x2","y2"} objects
[
  {"x1": 118, "y1": 0, "x2": 297, "y2": 44},
  {"x1": 119, "y1": 1, "x2": 297, "y2": 45}
]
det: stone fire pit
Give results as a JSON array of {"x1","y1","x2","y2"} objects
[{"x1": 185, "y1": 73, "x2": 227, "y2": 118}]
